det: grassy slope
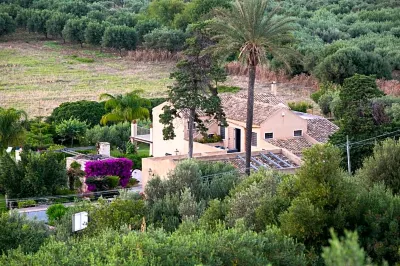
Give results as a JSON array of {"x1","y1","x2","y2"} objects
[{"x1": 0, "y1": 31, "x2": 173, "y2": 117}]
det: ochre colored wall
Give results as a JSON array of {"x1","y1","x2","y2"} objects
[{"x1": 260, "y1": 110, "x2": 307, "y2": 140}]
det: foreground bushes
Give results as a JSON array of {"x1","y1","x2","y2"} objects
[
  {"x1": 0, "y1": 211, "x2": 49, "y2": 254},
  {"x1": 0, "y1": 224, "x2": 306, "y2": 266}
]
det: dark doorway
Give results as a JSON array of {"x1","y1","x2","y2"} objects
[{"x1": 235, "y1": 128, "x2": 241, "y2": 152}]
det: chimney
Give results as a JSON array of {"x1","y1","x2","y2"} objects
[
  {"x1": 98, "y1": 142, "x2": 110, "y2": 157},
  {"x1": 271, "y1": 81, "x2": 277, "y2": 96}
]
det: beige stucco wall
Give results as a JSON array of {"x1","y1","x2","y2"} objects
[
  {"x1": 141, "y1": 149, "x2": 301, "y2": 190},
  {"x1": 152, "y1": 102, "x2": 187, "y2": 157},
  {"x1": 260, "y1": 109, "x2": 307, "y2": 140}
]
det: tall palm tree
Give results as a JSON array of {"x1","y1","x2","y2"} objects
[
  {"x1": 99, "y1": 90, "x2": 152, "y2": 125},
  {"x1": 209, "y1": 0, "x2": 296, "y2": 175},
  {"x1": 0, "y1": 108, "x2": 27, "y2": 152}
]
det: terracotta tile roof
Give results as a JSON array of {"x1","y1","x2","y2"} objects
[
  {"x1": 220, "y1": 92, "x2": 288, "y2": 125},
  {"x1": 292, "y1": 112, "x2": 339, "y2": 143},
  {"x1": 265, "y1": 137, "x2": 313, "y2": 157},
  {"x1": 306, "y1": 118, "x2": 339, "y2": 143}
]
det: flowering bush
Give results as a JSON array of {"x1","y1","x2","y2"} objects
[{"x1": 85, "y1": 158, "x2": 133, "y2": 191}]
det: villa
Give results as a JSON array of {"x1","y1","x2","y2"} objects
[{"x1": 131, "y1": 85, "x2": 339, "y2": 187}]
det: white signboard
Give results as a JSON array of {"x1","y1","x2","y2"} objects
[
  {"x1": 132, "y1": 169, "x2": 142, "y2": 183},
  {"x1": 72, "y1": 211, "x2": 88, "y2": 232}
]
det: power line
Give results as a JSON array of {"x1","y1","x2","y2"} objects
[{"x1": 336, "y1": 128, "x2": 400, "y2": 148}]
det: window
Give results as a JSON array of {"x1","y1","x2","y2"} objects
[
  {"x1": 264, "y1": 132, "x2": 273, "y2": 139},
  {"x1": 251, "y1": 132, "x2": 257, "y2": 146},
  {"x1": 294, "y1": 130, "x2": 302, "y2": 137},
  {"x1": 220, "y1": 126, "x2": 226, "y2": 139}
]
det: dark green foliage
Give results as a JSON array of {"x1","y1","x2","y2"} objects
[
  {"x1": 315, "y1": 47, "x2": 392, "y2": 84},
  {"x1": 85, "y1": 122, "x2": 130, "y2": 152},
  {"x1": 26, "y1": 9, "x2": 51, "y2": 37},
  {"x1": 145, "y1": 160, "x2": 239, "y2": 231},
  {"x1": 125, "y1": 140, "x2": 135, "y2": 154},
  {"x1": 288, "y1": 101, "x2": 312, "y2": 113},
  {"x1": 86, "y1": 198, "x2": 146, "y2": 235},
  {"x1": 46, "y1": 203, "x2": 68, "y2": 224},
  {"x1": 84, "y1": 21, "x2": 105, "y2": 46},
  {"x1": 17, "y1": 199, "x2": 36, "y2": 208},
  {"x1": 86, "y1": 10, "x2": 107, "y2": 22},
  {"x1": 279, "y1": 144, "x2": 350, "y2": 250},
  {"x1": 348, "y1": 184, "x2": 400, "y2": 264},
  {"x1": 62, "y1": 17, "x2": 88, "y2": 46},
  {"x1": 67, "y1": 161, "x2": 84, "y2": 190},
  {"x1": 25, "y1": 120, "x2": 53, "y2": 149},
  {"x1": 143, "y1": 27, "x2": 186, "y2": 52},
  {"x1": 0, "y1": 12, "x2": 16, "y2": 36},
  {"x1": 0, "y1": 3, "x2": 21, "y2": 19},
  {"x1": 147, "y1": 0, "x2": 185, "y2": 27},
  {"x1": 0, "y1": 107, "x2": 27, "y2": 151},
  {"x1": 55, "y1": 118, "x2": 87, "y2": 146},
  {"x1": 329, "y1": 74, "x2": 387, "y2": 171},
  {"x1": 134, "y1": 18, "x2": 160, "y2": 43},
  {"x1": 226, "y1": 170, "x2": 291, "y2": 231},
  {"x1": 105, "y1": 11, "x2": 137, "y2": 27},
  {"x1": 57, "y1": 0, "x2": 89, "y2": 17},
  {"x1": 45, "y1": 12, "x2": 71, "y2": 39},
  {"x1": 357, "y1": 139, "x2": 400, "y2": 194},
  {"x1": 47, "y1": 100, "x2": 106, "y2": 127},
  {"x1": 85, "y1": 175, "x2": 120, "y2": 191},
  {"x1": 322, "y1": 230, "x2": 372, "y2": 266},
  {"x1": 217, "y1": 85, "x2": 240, "y2": 93},
  {"x1": 0, "y1": 225, "x2": 306, "y2": 265},
  {"x1": 0, "y1": 211, "x2": 49, "y2": 254},
  {"x1": 173, "y1": 0, "x2": 231, "y2": 30},
  {"x1": 102, "y1": 25, "x2": 138, "y2": 54},
  {"x1": 15, "y1": 8, "x2": 32, "y2": 28},
  {"x1": 0, "y1": 153, "x2": 24, "y2": 198}
]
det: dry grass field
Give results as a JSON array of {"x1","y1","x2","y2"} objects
[
  {"x1": 0, "y1": 31, "x2": 324, "y2": 118},
  {"x1": 0, "y1": 31, "x2": 174, "y2": 117}
]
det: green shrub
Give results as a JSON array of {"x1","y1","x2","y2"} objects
[
  {"x1": 0, "y1": 211, "x2": 49, "y2": 254},
  {"x1": 315, "y1": 47, "x2": 392, "y2": 84},
  {"x1": 0, "y1": 225, "x2": 307, "y2": 265},
  {"x1": 134, "y1": 19, "x2": 161, "y2": 43},
  {"x1": 47, "y1": 100, "x2": 106, "y2": 127},
  {"x1": 102, "y1": 25, "x2": 138, "y2": 55},
  {"x1": 105, "y1": 176, "x2": 120, "y2": 189},
  {"x1": 143, "y1": 27, "x2": 186, "y2": 52},
  {"x1": 197, "y1": 134, "x2": 222, "y2": 143},
  {"x1": 117, "y1": 153, "x2": 148, "y2": 170},
  {"x1": 46, "y1": 204, "x2": 68, "y2": 225},
  {"x1": 17, "y1": 200, "x2": 36, "y2": 208},
  {"x1": 126, "y1": 141, "x2": 136, "y2": 154},
  {"x1": 84, "y1": 122, "x2": 130, "y2": 152},
  {"x1": 288, "y1": 102, "x2": 312, "y2": 113},
  {"x1": 217, "y1": 85, "x2": 241, "y2": 93},
  {"x1": 0, "y1": 12, "x2": 16, "y2": 36},
  {"x1": 125, "y1": 178, "x2": 139, "y2": 188}
]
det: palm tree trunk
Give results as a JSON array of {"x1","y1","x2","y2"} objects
[
  {"x1": 188, "y1": 108, "x2": 195, "y2": 158},
  {"x1": 245, "y1": 64, "x2": 256, "y2": 175}
]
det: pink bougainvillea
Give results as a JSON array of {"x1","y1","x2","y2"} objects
[{"x1": 84, "y1": 158, "x2": 133, "y2": 191}]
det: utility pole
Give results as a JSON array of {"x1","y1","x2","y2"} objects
[{"x1": 346, "y1": 135, "x2": 351, "y2": 174}]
